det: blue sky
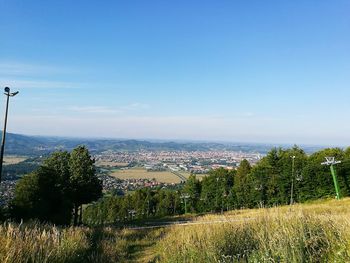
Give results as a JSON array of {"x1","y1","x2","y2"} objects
[{"x1": 0, "y1": 1, "x2": 349, "y2": 145}]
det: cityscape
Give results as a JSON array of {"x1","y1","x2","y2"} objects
[
  {"x1": 95, "y1": 149, "x2": 262, "y2": 173},
  {"x1": 0, "y1": 148, "x2": 263, "y2": 206}
]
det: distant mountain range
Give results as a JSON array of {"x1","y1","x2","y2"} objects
[{"x1": 2, "y1": 132, "x2": 328, "y2": 156}]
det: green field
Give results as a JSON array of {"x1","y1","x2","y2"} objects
[
  {"x1": 3, "y1": 155, "x2": 27, "y2": 165},
  {"x1": 109, "y1": 167, "x2": 191, "y2": 183}
]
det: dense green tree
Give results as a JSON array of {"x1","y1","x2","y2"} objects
[
  {"x1": 248, "y1": 163, "x2": 271, "y2": 207},
  {"x1": 132, "y1": 188, "x2": 149, "y2": 219},
  {"x1": 156, "y1": 190, "x2": 171, "y2": 216},
  {"x1": 10, "y1": 146, "x2": 102, "y2": 225},
  {"x1": 0, "y1": 206, "x2": 8, "y2": 221},
  {"x1": 199, "y1": 168, "x2": 235, "y2": 212},
  {"x1": 344, "y1": 147, "x2": 350, "y2": 158},
  {"x1": 44, "y1": 151, "x2": 71, "y2": 192},
  {"x1": 233, "y1": 159, "x2": 251, "y2": 208},
  {"x1": 183, "y1": 174, "x2": 201, "y2": 212},
  {"x1": 10, "y1": 166, "x2": 71, "y2": 224},
  {"x1": 218, "y1": 168, "x2": 235, "y2": 212},
  {"x1": 200, "y1": 174, "x2": 217, "y2": 212},
  {"x1": 263, "y1": 148, "x2": 282, "y2": 205},
  {"x1": 69, "y1": 146, "x2": 102, "y2": 225}
]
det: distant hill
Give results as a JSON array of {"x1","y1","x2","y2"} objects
[
  {"x1": 5, "y1": 133, "x2": 50, "y2": 155},
  {"x1": 2, "y1": 132, "x2": 326, "y2": 156}
]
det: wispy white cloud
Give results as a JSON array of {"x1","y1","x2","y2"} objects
[
  {"x1": 0, "y1": 61, "x2": 83, "y2": 90},
  {"x1": 67, "y1": 102, "x2": 150, "y2": 114},
  {"x1": 242, "y1": 112, "x2": 255, "y2": 117},
  {"x1": 68, "y1": 106, "x2": 122, "y2": 114},
  {"x1": 120, "y1": 102, "x2": 150, "y2": 111},
  {"x1": 0, "y1": 78, "x2": 82, "y2": 89},
  {"x1": 0, "y1": 61, "x2": 76, "y2": 76}
]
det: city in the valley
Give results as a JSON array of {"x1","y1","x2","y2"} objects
[
  {"x1": 0, "y1": 139, "x2": 264, "y2": 206},
  {"x1": 95, "y1": 149, "x2": 262, "y2": 192}
]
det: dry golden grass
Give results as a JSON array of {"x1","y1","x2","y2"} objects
[
  {"x1": 110, "y1": 167, "x2": 182, "y2": 184},
  {"x1": 0, "y1": 222, "x2": 163, "y2": 263},
  {"x1": 3, "y1": 156, "x2": 27, "y2": 165},
  {"x1": 0, "y1": 222, "x2": 90, "y2": 263},
  {"x1": 156, "y1": 198, "x2": 350, "y2": 262},
  {"x1": 2, "y1": 199, "x2": 350, "y2": 262}
]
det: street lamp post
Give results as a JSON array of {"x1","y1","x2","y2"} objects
[{"x1": 0, "y1": 87, "x2": 19, "y2": 183}]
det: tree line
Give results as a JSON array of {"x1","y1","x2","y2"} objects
[
  {"x1": 83, "y1": 146, "x2": 350, "y2": 225},
  {"x1": 2, "y1": 145, "x2": 350, "y2": 226}
]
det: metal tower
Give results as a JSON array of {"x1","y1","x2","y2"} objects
[{"x1": 321, "y1": 157, "x2": 341, "y2": 200}]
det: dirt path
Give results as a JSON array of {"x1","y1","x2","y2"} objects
[
  {"x1": 120, "y1": 228, "x2": 165, "y2": 263},
  {"x1": 128, "y1": 217, "x2": 256, "y2": 230}
]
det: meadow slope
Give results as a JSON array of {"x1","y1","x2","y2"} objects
[{"x1": 1, "y1": 198, "x2": 349, "y2": 262}]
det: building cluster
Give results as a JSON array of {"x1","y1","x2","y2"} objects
[
  {"x1": 0, "y1": 150, "x2": 262, "y2": 207},
  {"x1": 0, "y1": 179, "x2": 17, "y2": 207},
  {"x1": 95, "y1": 150, "x2": 262, "y2": 174},
  {"x1": 98, "y1": 174, "x2": 176, "y2": 193}
]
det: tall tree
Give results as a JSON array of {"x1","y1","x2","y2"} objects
[
  {"x1": 69, "y1": 146, "x2": 102, "y2": 225},
  {"x1": 44, "y1": 151, "x2": 71, "y2": 192},
  {"x1": 183, "y1": 174, "x2": 201, "y2": 212},
  {"x1": 233, "y1": 159, "x2": 251, "y2": 208},
  {"x1": 10, "y1": 166, "x2": 72, "y2": 224}
]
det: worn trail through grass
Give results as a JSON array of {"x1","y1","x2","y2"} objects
[{"x1": 114, "y1": 228, "x2": 165, "y2": 263}]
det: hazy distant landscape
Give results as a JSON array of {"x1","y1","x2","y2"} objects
[
  {"x1": 1, "y1": 0, "x2": 350, "y2": 262},
  {"x1": 0, "y1": 131, "x2": 342, "y2": 207},
  {"x1": 4, "y1": 132, "x2": 329, "y2": 156}
]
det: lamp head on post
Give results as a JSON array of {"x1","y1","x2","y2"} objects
[
  {"x1": 4, "y1": 87, "x2": 19, "y2": 97},
  {"x1": 0, "y1": 86, "x2": 19, "y2": 183}
]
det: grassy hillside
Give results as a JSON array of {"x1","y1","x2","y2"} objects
[
  {"x1": 1, "y1": 198, "x2": 350, "y2": 262},
  {"x1": 156, "y1": 198, "x2": 350, "y2": 262}
]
